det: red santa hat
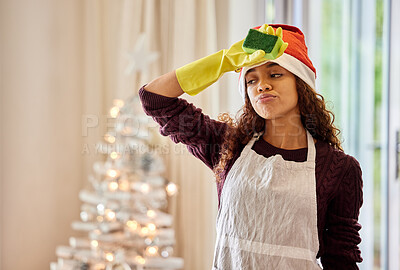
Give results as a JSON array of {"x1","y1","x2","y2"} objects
[{"x1": 239, "y1": 24, "x2": 316, "y2": 100}]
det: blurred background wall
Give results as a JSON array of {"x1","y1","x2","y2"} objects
[{"x1": 1, "y1": 0, "x2": 85, "y2": 269}]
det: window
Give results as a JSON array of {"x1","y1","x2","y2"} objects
[{"x1": 263, "y1": 0, "x2": 394, "y2": 269}]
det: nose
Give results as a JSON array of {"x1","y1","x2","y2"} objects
[{"x1": 258, "y1": 78, "x2": 272, "y2": 92}]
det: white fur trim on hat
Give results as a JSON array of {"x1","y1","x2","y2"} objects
[{"x1": 238, "y1": 53, "x2": 316, "y2": 100}]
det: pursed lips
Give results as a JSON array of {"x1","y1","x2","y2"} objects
[{"x1": 257, "y1": 93, "x2": 277, "y2": 103}]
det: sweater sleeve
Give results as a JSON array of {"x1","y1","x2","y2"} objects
[
  {"x1": 321, "y1": 156, "x2": 363, "y2": 270},
  {"x1": 138, "y1": 86, "x2": 227, "y2": 170}
]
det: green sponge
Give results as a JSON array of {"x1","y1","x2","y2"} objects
[{"x1": 242, "y1": 29, "x2": 284, "y2": 60}]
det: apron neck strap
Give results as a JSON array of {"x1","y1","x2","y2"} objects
[{"x1": 305, "y1": 130, "x2": 316, "y2": 162}]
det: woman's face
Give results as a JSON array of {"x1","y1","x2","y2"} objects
[{"x1": 245, "y1": 62, "x2": 299, "y2": 120}]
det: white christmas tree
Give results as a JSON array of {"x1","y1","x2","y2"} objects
[{"x1": 51, "y1": 96, "x2": 184, "y2": 270}]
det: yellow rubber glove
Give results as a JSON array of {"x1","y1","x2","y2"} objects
[{"x1": 176, "y1": 39, "x2": 266, "y2": 96}]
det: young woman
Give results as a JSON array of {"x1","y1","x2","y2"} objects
[{"x1": 139, "y1": 24, "x2": 363, "y2": 269}]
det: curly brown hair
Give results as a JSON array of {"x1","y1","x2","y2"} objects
[{"x1": 213, "y1": 76, "x2": 342, "y2": 182}]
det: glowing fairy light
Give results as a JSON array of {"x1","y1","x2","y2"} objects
[
  {"x1": 108, "y1": 181, "x2": 119, "y2": 191},
  {"x1": 105, "y1": 210, "x2": 116, "y2": 221},
  {"x1": 140, "y1": 183, "x2": 150, "y2": 194},
  {"x1": 80, "y1": 211, "x2": 89, "y2": 222},
  {"x1": 97, "y1": 204, "x2": 105, "y2": 214},
  {"x1": 147, "y1": 210, "x2": 156, "y2": 218},
  {"x1": 144, "y1": 238, "x2": 153, "y2": 245},
  {"x1": 126, "y1": 220, "x2": 139, "y2": 231},
  {"x1": 147, "y1": 223, "x2": 156, "y2": 232},
  {"x1": 109, "y1": 106, "x2": 120, "y2": 118},
  {"x1": 166, "y1": 182, "x2": 178, "y2": 196},
  {"x1": 146, "y1": 246, "x2": 158, "y2": 256},
  {"x1": 107, "y1": 169, "x2": 119, "y2": 178},
  {"x1": 161, "y1": 250, "x2": 169, "y2": 258},
  {"x1": 110, "y1": 151, "x2": 119, "y2": 160},
  {"x1": 161, "y1": 246, "x2": 173, "y2": 258},
  {"x1": 91, "y1": 240, "x2": 99, "y2": 248},
  {"x1": 105, "y1": 252, "x2": 114, "y2": 262}
]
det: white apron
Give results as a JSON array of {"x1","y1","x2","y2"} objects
[{"x1": 213, "y1": 131, "x2": 321, "y2": 269}]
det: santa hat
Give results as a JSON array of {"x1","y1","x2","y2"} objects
[{"x1": 239, "y1": 24, "x2": 316, "y2": 100}]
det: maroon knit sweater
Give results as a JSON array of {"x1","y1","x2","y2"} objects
[{"x1": 139, "y1": 86, "x2": 363, "y2": 269}]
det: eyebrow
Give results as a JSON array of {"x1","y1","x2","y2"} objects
[{"x1": 246, "y1": 62, "x2": 280, "y2": 75}]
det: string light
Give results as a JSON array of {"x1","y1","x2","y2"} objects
[
  {"x1": 166, "y1": 182, "x2": 178, "y2": 196},
  {"x1": 105, "y1": 209, "x2": 116, "y2": 221},
  {"x1": 108, "y1": 181, "x2": 119, "y2": 191},
  {"x1": 147, "y1": 210, "x2": 156, "y2": 218},
  {"x1": 109, "y1": 106, "x2": 120, "y2": 118},
  {"x1": 107, "y1": 169, "x2": 119, "y2": 178},
  {"x1": 147, "y1": 223, "x2": 156, "y2": 232},
  {"x1": 80, "y1": 211, "x2": 89, "y2": 222},
  {"x1": 146, "y1": 246, "x2": 158, "y2": 256},
  {"x1": 140, "y1": 183, "x2": 150, "y2": 194},
  {"x1": 110, "y1": 151, "x2": 119, "y2": 160},
  {"x1": 96, "y1": 216, "x2": 104, "y2": 222},
  {"x1": 105, "y1": 252, "x2": 114, "y2": 262},
  {"x1": 161, "y1": 250, "x2": 169, "y2": 258},
  {"x1": 138, "y1": 223, "x2": 156, "y2": 237},
  {"x1": 144, "y1": 237, "x2": 153, "y2": 245},
  {"x1": 126, "y1": 220, "x2": 139, "y2": 231},
  {"x1": 97, "y1": 204, "x2": 105, "y2": 215},
  {"x1": 161, "y1": 246, "x2": 173, "y2": 258},
  {"x1": 91, "y1": 240, "x2": 99, "y2": 248}
]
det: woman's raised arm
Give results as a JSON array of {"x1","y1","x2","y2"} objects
[
  {"x1": 144, "y1": 70, "x2": 184, "y2": 98},
  {"x1": 144, "y1": 33, "x2": 274, "y2": 98}
]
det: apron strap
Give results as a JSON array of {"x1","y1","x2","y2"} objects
[
  {"x1": 305, "y1": 130, "x2": 316, "y2": 163},
  {"x1": 241, "y1": 134, "x2": 260, "y2": 155}
]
